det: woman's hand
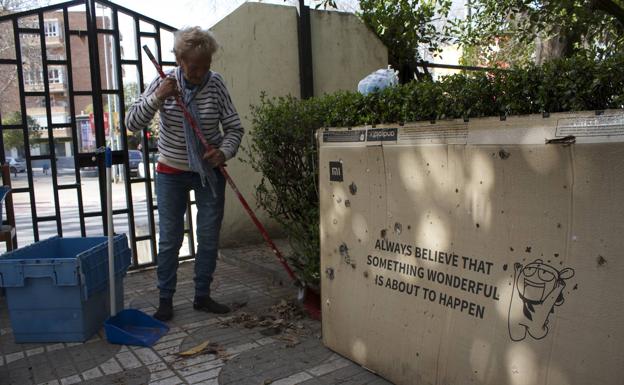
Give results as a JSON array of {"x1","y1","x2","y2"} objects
[
  {"x1": 155, "y1": 76, "x2": 179, "y2": 101},
  {"x1": 203, "y1": 148, "x2": 226, "y2": 168}
]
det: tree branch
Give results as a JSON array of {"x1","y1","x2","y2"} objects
[{"x1": 591, "y1": 0, "x2": 624, "y2": 27}]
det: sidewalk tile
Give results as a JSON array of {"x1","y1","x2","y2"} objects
[
  {"x1": 183, "y1": 367, "x2": 220, "y2": 384},
  {"x1": 307, "y1": 357, "x2": 351, "y2": 376},
  {"x1": 148, "y1": 375, "x2": 184, "y2": 385},
  {"x1": 116, "y1": 351, "x2": 142, "y2": 369},
  {"x1": 59, "y1": 375, "x2": 82, "y2": 385},
  {"x1": 271, "y1": 372, "x2": 314, "y2": 385},
  {"x1": 99, "y1": 357, "x2": 123, "y2": 375},
  {"x1": 80, "y1": 366, "x2": 103, "y2": 380},
  {"x1": 0, "y1": 241, "x2": 392, "y2": 385}
]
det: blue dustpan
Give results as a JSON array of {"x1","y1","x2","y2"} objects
[
  {"x1": 102, "y1": 148, "x2": 168, "y2": 346},
  {"x1": 104, "y1": 309, "x2": 169, "y2": 346}
]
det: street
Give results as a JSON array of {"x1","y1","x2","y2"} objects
[{"x1": 5, "y1": 169, "x2": 166, "y2": 264}]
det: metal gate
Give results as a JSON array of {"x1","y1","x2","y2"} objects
[{"x1": 0, "y1": 0, "x2": 198, "y2": 268}]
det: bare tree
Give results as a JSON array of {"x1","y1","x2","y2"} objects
[
  {"x1": 458, "y1": 0, "x2": 624, "y2": 66},
  {"x1": 0, "y1": 0, "x2": 45, "y2": 15},
  {"x1": 0, "y1": 0, "x2": 49, "y2": 122}
]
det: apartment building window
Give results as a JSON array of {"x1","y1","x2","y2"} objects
[
  {"x1": 48, "y1": 67, "x2": 64, "y2": 83},
  {"x1": 24, "y1": 67, "x2": 64, "y2": 85},
  {"x1": 44, "y1": 20, "x2": 60, "y2": 37},
  {"x1": 24, "y1": 69, "x2": 43, "y2": 85}
]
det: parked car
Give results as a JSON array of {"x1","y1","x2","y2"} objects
[
  {"x1": 80, "y1": 166, "x2": 98, "y2": 177},
  {"x1": 80, "y1": 150, "x2": 144, "y2": 178},
  {"x1": 128, "y1": 150, "x2": 143, "y2": 176},
  {"x1": 6, "y1": 157, "x2": 26, "y2": 174}
]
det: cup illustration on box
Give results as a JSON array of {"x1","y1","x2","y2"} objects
[{"x1": 508, "y1": 259, "x2": 575, "y2": 341}]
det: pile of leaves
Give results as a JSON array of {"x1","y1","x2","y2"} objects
[{"x1": 219, "y1": 300, "x2": 309, "y2": 347}]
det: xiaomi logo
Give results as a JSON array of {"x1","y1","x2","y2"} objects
[{"x1": 329, "y1": 161, "x2": 343, "y2": 182}]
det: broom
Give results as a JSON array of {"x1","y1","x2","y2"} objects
[{"x1": 142, "y1": 46, "x2": 320, "y2": 319}]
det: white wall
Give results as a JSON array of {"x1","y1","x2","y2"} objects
[
  {"x1": 311, "y1": 8, "x2": 388, "y2": 95},
  {"x1": 209, "y1": 3, "x2": 387, "y2": 246}
]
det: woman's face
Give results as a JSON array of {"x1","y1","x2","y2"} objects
[{"x1": 179, "y1": 50, "x2": 211, "y2": 85}]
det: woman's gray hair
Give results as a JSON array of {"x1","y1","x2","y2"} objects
[{"x1": 173, "y1": 26, "x2": 219, "y2": 60}]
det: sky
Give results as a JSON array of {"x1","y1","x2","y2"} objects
[
  {"x1": 45, "y1": 0, "x2": 358, "y2": 29},
  {"x1": 104, "y1": 0, "x2": 364, "y2": 28},
  {"x1": 44, "y1": 0, "x2": 270, "y2": 28},
  {"x1": 40, "y1": 0, "x2": 466, "y2": 31},
  {"x1": 42, "y1": 0, "x2": 290, "y2": 84},
  {"x1": 104, "y1": 0, "x2": 251, "y2": 29},
  {"x1": 38, "y1": 0, "x2": 465, "y2": 82},
  {"x1": 28, "y1": 0, "x2": 364, "y2": 96}
]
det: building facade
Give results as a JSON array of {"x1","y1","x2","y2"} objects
[{"x1": 1, "y1": 9, "x2": 116, "y2": 159}]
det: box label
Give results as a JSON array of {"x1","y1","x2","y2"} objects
[
  {"x1": 323, "y1": 130, "x2": 366, "y2": 143},
  {"x1": 556, "y1": 114, "x2": 624, "y2": 137},
  {"x1": 398, "y1": 124, "x2": 468, "y2": 144},
  {"x1": 367, "y1": 128, "x2": 398, "y2": 142}
]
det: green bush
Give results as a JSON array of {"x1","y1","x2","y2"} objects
[{"x1": 244, "y1": 54, "x2": 624, "y2": 287}]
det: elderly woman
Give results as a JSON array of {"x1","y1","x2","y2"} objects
[{"x1": 126, "y1": 27, "x2": 244, "y2": 321}]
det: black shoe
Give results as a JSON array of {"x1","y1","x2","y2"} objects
[
  {"x1": 193, "y1": 296, "x2": 230, "y2": 314},
  {"x1": 154, "y1": 298, "x2": 173, "y2": 321}
]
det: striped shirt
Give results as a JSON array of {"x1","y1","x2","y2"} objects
[{"x1": 125, "y1": 70, "x2": 244, "y2": 171}]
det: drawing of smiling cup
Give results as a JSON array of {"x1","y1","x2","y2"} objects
[{"x1": 508, "y1": 259, "x2": 575, "y2": 341}]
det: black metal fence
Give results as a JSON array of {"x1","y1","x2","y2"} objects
[{"x1": 0, "y1": 0, "x2": 197, "y2": 268}]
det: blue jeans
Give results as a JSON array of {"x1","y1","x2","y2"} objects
[{"x1": 155, "y1": 171, "x2": 225, "y2": 299}]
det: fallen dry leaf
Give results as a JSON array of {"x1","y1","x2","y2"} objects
[
  {"x1": 278, "y1": 333, "x2": 300, "y2": 347},
  {"x1": 216, "y1": 347, "x2": 231, "y2": 362},
  {"x1": 177, "y1": 340, "x2": 229, "y2": 360},
  {"x1": 177, "y1": 341, "x2": 211, "y2": 357}
]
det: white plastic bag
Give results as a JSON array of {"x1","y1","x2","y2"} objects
[{"x1": 357, "y1": 65, "x2": 399, "y2": 95}]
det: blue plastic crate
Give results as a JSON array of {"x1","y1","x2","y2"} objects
[{"x1": 0, "y1": 235, "x2": 131, "y2": 343}]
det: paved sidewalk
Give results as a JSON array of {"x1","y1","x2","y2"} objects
[{"x1": 0, "y1": 241, "x2": 394, "y2": 385}]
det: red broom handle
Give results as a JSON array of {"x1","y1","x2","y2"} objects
[{"x1": 142, "y1": 45, "x2": 299, "y2": 285}]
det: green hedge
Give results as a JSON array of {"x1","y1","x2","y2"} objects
[{"x1": 244, "y1": 54, "x2": 624, "y2": 287}]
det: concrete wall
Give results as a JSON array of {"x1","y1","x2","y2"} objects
[
  {"x1": 210, "y1": 3, "x2": 388, "y2": 246},
  {"x1": 310, "y1": 9, "x2": 388, "y2": 96}
]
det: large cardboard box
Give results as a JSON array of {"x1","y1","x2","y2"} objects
[{"x1": 319, "y1": 111, "x2": 624, "y2": 385}]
